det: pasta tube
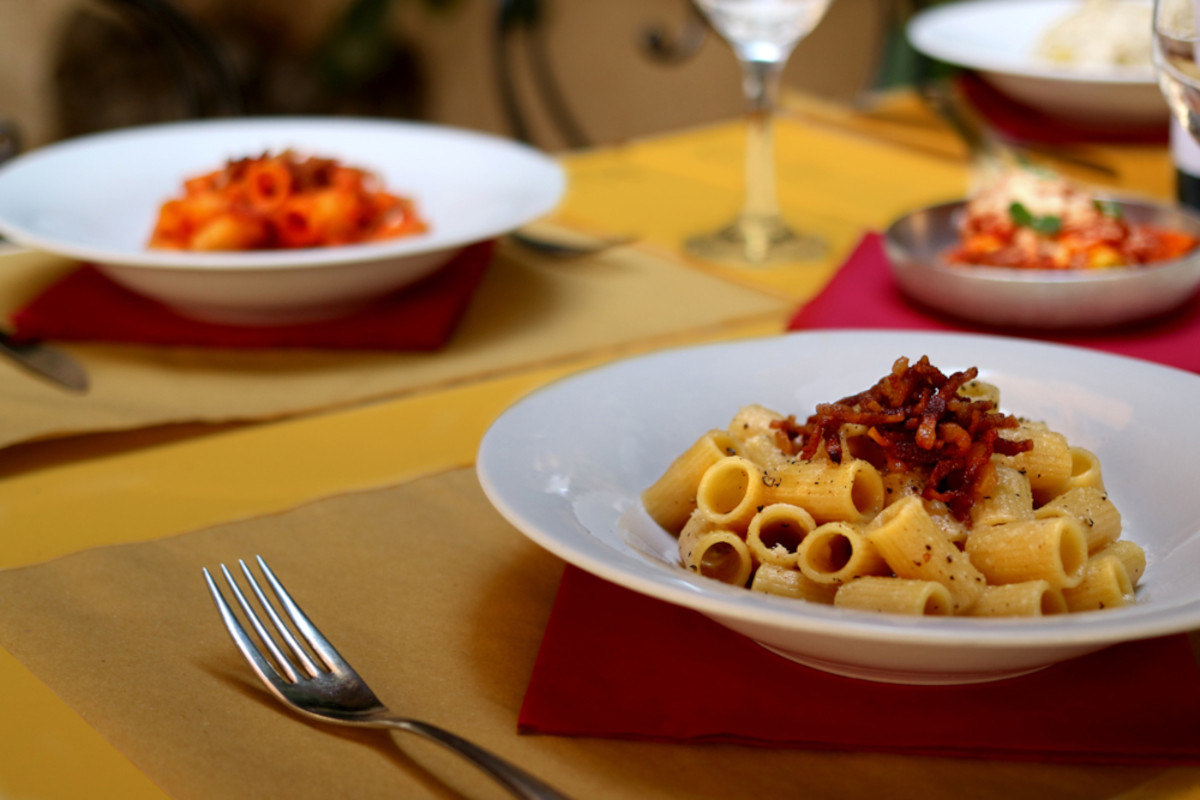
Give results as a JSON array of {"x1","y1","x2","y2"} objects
[
  {"x1": 696, "y1": 455, "x2": 884, "y2": 529},
  {"x1": 796, "y1": 522, "x2": 889, "y2": 585},
  {"x1": 1065, "y1": 447, "x2": 1105, "y2": 492},
  {"x1": 968, "y1": 581, "x2": 1068, "y2": 617},
  {"x1": 834, "y1": 576, "x2": 954, "y2": 616},
  {"x1": 1034, "y1": 486, "x2": 1121, "y2": 554},
  {"x1": 761, "y1": 458, "x2": 885, "y2": 524},
  {"x1": 643, "y1": 430, "x2": 742, "y2": 534},
  {"x1": 969, "y1": 465, "x2": 1035, "y2": 528},
  {"x1": 750, "y1": 563, "x2": 837, "y2": 604},
  {"x1": 727, "y1": 405, "x2": 790, "y2": 466},
  {"x1": 746, "y1": 503, "x2": 816, "y2": 568},
  {"x1": 1091, "y1": 540, "x2": 1146, "y2": 584},
  {"x1": 867, "y1": 496, "x2": 986, "y2": 613},
  {"x1": 926, "y1": 501, "x2": 969, "y2": 547},
  {"x1": 964, "y1": 517, "x2": 1088, "y2": 589},
  {"x1": 997, "y1": 421, "x2": 1074, "y2": 504},
  {"x1": 696, "y1": 455, "x2": 768, "y2": 531},
  {"x1": 1062, "y1": 554, "x2": 1134, "y2": 612},
  {"x1": 958, "y1": 379, "x2": 1000, "y2": 406},
  {"x1": 678, "y1": 513, "x2": 752, "y2": 587}
]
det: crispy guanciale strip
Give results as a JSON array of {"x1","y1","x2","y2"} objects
[{"x1": 773, "y1": 356, "x2": 1032, "y2": 522}]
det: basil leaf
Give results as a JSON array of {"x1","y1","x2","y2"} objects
[
  {"x1": 1009, "y1": 202, "x2": 1034, "y2": 227},
  {"x1": 1093, "y1": 199, "x2": 1123, "y2": 218},
  {"x1": 1031, "y1": 215, "x2": 1061, "y2": 235},
  {"x1": 1009, "y1": 202, "x2": 1061, "y2": 235}
]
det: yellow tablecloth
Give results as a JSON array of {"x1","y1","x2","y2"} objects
[{"x1": 1, "y1": 91, "x2": 1196, "y2": 799}]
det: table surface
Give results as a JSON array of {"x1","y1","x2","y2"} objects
[{"x1": 1, "y1": 90, "x2": 1194, "y2": 799}]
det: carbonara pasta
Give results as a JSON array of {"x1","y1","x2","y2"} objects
[{"x1": 641, "y1": 356, "x2": 1143, "y2": 616}]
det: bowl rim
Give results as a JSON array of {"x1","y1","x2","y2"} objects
[
  {"x1": 0, "y1": 116, "x2": 566, "y2": 272},
  {"x1": 907, "y1": 0, "x2": 1157, "y2": 87}
]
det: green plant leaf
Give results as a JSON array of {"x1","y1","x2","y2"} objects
[{"x1": 1009, "y1": 202, "x2": 1061, "y2": 235}]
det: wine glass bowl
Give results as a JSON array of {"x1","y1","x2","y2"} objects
[
  {"x1": 686, "y1": 0, "x2": 833, "y2": 266},
  {"x1": 1153, "y1": 0, "x2": 1200, "y2": 136}
]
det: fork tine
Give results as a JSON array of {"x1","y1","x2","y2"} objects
[
  {"x1": 236, "y1": 559, "x2": 324, "y2": 678},
  {"x1": 203, "y1": 566, "x2": 297, "y2": 686},
  {"x1": 217, "y1": 562, "x2": 312, "y2": 682},
  {"x1": 254, "y1": 555, "x2": 347, "y2": 674}
]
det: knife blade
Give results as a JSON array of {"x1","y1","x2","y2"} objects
[{"x1": 0, "y1": 328, "x2": 89, "y2": 393}]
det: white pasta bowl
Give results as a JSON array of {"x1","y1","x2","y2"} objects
[
  {"x1": 907, "y1": 0, "x2": 1166, "y2": 126},
  {"x1": 0, "y1": 118, "x2": 564, "y2": 325},
  {"x1": 477, "y1": 330, "x2": 1200, "y2": 684},
  {"x1": 884, "y1": 199, "x2": 1200, "y2": 329}
]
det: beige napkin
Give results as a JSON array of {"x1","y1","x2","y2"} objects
[
  {"x1": 0, "y1": 244, "x2": 789, "y2": 451},
  {"x1": 0, "y1": 469, "x2": 1165, "y2": 799}
]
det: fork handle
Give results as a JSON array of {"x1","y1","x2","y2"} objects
[{"x1": 374, "y1": 717, "x2": 574, "y2": 800}]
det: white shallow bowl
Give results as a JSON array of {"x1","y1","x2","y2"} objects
[
  {"x1": 0, "y1": 118, "x2": 564, "y2": 325},
  {"x1": 477, "y1": 331, "x2": 1200, "y2": 685},
  {"x1": 908, "y1": 0, "x2": 1167, "y2": 126},
  {"x1": 884, "y1": 198, "x2": 1200, "y2": 329}
]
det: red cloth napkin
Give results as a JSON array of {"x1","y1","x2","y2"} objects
[
  {"x1": 958, "y1": 72, "x2": 1169, "y2": 146},
  {"x1": 10, "y1": 241, "x2": 494, "y2": 350},
  {"x1": 519, "y1": 566, "x2": 1200, "y2": 764},
  {"x1": 787, "y1": 231, "x2": 1200, "y2": 374}
]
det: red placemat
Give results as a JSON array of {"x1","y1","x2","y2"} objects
[
  {"x1": 787, "y1": 231, "x2": 1200, "y2": 373},
  {"x1": 959, "y1": 72, "x2": 1169, "y2": 146},
  {"x1": 519, "y1": 566, "x2": 1200, "y2": 764},
  {"x1": 9, "y1": 241, "x2": 494, "y2": 350}
]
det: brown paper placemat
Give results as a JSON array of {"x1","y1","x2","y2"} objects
[
  {"x1": 0, "y1": 244, "x2": 788, "y2": 451},
  {"x1": 0, "y1": 469, "x2": 1165, "y2": 799}
]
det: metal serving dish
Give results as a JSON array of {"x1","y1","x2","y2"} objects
[{"x1": 883, "y1": 199, "x2": 1200, "y2": 329}]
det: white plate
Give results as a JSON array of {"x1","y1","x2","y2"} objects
[
  {"x1": 0, "y1": 118, "x2": 564, "y2": 324},
  {"x1": 908, "y1": 0, "x2": 1167, "y2": 126},
  {"x1": 477, "y1": 331, "x2": 1200, "y2": 684},
  {"x1": 884, "y1": 198, "x2": 1200, "y2": 329}
]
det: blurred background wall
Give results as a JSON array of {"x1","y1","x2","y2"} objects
[{"x1": 0, "y1": 0, "x2": 901, "y2": 154}]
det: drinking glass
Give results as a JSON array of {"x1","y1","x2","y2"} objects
[
  {"x1": 1153, "y1": 0, "x2": 1200, "y2": 136},
  {"x1": 686, "y1": 0, "x2": 833, "y2": 266}
]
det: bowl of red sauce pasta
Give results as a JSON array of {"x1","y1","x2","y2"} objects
[
  {"x1": 477, "y1": 331, "x2": 1200, "y2": 684},
  {"x1": 884, "y1": 170, "x2": 1200, "y2": 329},
  {"x1": 0, "y1": 118, "x2": 563, "y2": 325}
]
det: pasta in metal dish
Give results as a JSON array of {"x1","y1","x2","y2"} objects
[
  {"x1": 946, "y1": 169, "x2": 1197, "y2": 271},
  {"x1": 641, "y1": 355, "x2": 1144, "y2": 617}
]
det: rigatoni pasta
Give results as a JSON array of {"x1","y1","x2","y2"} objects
[
  {"x1": 643, "y1": 355, "x2": 1143, "y2": 617},
  {"x1": 834, "y1": 576, "x2": 954, "y2": 616},
  {"x1": 148, "y1": 151, "x2": 428, "y2": 251},
  {"x1": 969, "y1": 581, "x2": 1067, "y2": 617},
  {"x1": 643, "y1": 430, "x2": 742, "y2": 534},
  {"x1": 796, "y1": 522, "x2": 890, "y2": 586},
  {"x1": 745, "y1": 503, "x2": 816, "y2": 568}
]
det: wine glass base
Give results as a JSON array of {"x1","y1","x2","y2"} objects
[{"x1": 685, "y1": 216, "x2": 827, "y2": 266}]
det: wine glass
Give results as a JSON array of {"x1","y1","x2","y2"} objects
[
  {"x1": 1153, "y1": 0, "x2": 1200, "y2": 137},
  {"x1": 686, "y1": 0, "x2": 833, "y2": 266}
]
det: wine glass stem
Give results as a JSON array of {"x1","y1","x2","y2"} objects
[{"x1": 740, "y1": 57, "x2": 784, "y2": 225}]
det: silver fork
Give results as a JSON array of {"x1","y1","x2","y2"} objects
[{"x1": 203, "y1": 556, "x2": 573, "y2": 800}]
